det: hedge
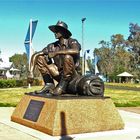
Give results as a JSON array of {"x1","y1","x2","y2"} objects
[
  {"x1": 0, "y1": 79, "x2": 42, "y2": 88},
  {"x1": 0, "y1": 80, "x2": 16, "y2": 88}
]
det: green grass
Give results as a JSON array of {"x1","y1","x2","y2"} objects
[
  {"x1": 0, "y1": 83, "x2": 140, "y2": 107},
  {"x1": 0, "y1": 86, "x2": 42, "y2": 107},
  {"x1": 105, "y1": 85, "x2": 140, "y2": 107},
  {"x1": 105, "y1": 82, "x2": 140, "y2": 88}
]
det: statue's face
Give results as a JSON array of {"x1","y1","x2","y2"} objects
[{"x1": 55, "y1": 32, "x2": 63, "y2": 39}]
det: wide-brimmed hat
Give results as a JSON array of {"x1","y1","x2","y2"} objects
[{"x1": 48, "y1": 21, "x2": 72, "y2": 39}]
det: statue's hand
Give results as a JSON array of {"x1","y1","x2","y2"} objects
[
  {"x1": 48, "y1": 52, "x2": 56, "y2": 58},
  {"x1": 27, "y1": 72, "x2": 34, "y2": 84}
]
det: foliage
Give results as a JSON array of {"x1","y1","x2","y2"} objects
[
  {"x1": 94, "y1": 44, "x2": 114, "y2": 80},
  {"x1": 0, "y1": 79, "x2": 42, "y2": 88},
  {"x1": 9, "y1": 53, "x2": 28, "y2": 78},
  {"x1": 93, "y1": 23, "x2": 140, "y2": 81},
  {"x1": 111, "y1": 34, "x2": 125, "y2": 48},
  {"x1": 127, "y1": 23, "x2": 140, "y2": 78},
  {"x1": 95, "y1": 30, "x2": 140, "y2": 81},
  {"x1": 0, "y1": 80, "x2": 16, "y2": 88},
  {"x1": 9, "y1": 52, "x2": 41, "y2": 79}
]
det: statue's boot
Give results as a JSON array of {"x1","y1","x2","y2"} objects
[
  {"x1": 35, "y1": 74, "x2": 55, "y2": 95},
  {"x1": 52, "y1": 54, "x2": 77, "y2": 96},
  {"x1": 35, "y1": 83, "x2": 55, "y2": 95},
  {"x1": 52, "y1": 80, "x2": 68, "y2": 96}
]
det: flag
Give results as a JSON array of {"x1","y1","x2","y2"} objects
[
  {"x1": 94, "y1": 55, "x2": 100, "y2": 75},
  {"x1": 83, "y1": 49, "x2": 90, "y2": 75},
  {"x1": 24, "y1": 19, "x2": 38, "y2": 70}
]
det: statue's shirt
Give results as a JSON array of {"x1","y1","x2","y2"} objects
[{"x1": 42, "y1": 38, "x2": 81, "y2": 70}]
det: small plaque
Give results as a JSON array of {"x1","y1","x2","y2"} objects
[{"x1": 23, "y1": 100, "x2": 44, "y2": 122}]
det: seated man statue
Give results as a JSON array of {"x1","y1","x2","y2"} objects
[{"x1": 28, "y1": 20, "x2": 81, "y2": 96}]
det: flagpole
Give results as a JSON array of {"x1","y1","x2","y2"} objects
[
  {"x1": 81, "y1": 18, "x2": 86, "y2": 75},
  {"x1": 28, "y1": 19, "x2": 32, "y2": 88},
  {"x1": 24, "y1": 19, "x2": 38, "y2": 89}
]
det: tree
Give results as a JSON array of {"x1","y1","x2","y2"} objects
[
  {"x1": 10, "y1": 53, "x2": 41, "y2": 78},
  {"x1": 113, "y1": 46, "x2": 131, "y2": 74},
  {"x1": 111, "y1": 34, "x2": 131, "y2": 76},
  {"x1": 9, "y1": 53, "x2": 28, "y2": 78},
  {"x1": 93, "y1": 24, "x2": 140, "y2": 81},
  {"x1": 95, "y1": 34, "x2": 132, "y2": 82},
  {"x1": 111, "y1": 34, "x2": 125, "y2": 48},
  {"x1": 127, "y1": 23, "x2": 140, "y2": 78},
  {"x1": 94, "y1": 42, "x2": 114, "y2": 81}
]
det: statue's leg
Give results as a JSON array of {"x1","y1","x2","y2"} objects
[
  {"x1": 53, "y1": 55, "x2": 75, "y2": 95},
  {"x1": 63, "y1": 55, "x2": 75, "y2": 80},
  {"x1": 35, "y1": 55, "x2": 57, "y2": 94},
  {"x1": 37, "y1": 56, "x2": 52, "y2": 78}
]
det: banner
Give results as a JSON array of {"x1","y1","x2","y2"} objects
[
  {"x1": 24, "y1": 19, "x2": 38, "y2": 69},
  {"x1": 94, "y1": 55, "x2": 100, "y2": 75}
]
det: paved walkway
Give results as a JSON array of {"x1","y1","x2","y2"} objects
[
  {"x1": 118, "y1": 107, "x2": 140, "y2": 114},
  {"x1": 0, "y1": 107, "x2": 140, "y2": 140}
]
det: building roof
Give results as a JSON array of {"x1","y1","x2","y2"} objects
[
  {"x1": 0, "y1": 61, "x2": 12, "y2": 69},
  {"x1": 117, "y1": 72, "x2": 133, "y2": 77},
  {"x1": 10, "y1": 67, "x2": 20, "y2": 71},
  {"x1": 0, "y1": 67, "x2": 6, "y2": 71}
]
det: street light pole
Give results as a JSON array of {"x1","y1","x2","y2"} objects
[{"x1": 81, "y1": 18, "x2": 86, "y2": 75}]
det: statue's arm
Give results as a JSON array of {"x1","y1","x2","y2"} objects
[
  {"x1": 48, "y1": 49, "x2": 79, "y2": 58},
  {"x1": 29, "y1": 51, "x2": 44, "y2": 78},
  {"x1": 49, "y1": 39, "x2": 81, "y2": 58},
  {"x1": 54, "y1": 48, "x2": 78, "y2": 55}
]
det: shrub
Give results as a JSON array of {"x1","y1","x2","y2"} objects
[
  {"x1": 32, "y1": 79, "x2": 43, "y2": 86},
  {"x1": 0, "y1": 78, "x2": 42, "y2": 88},
  {"x1": 0, "y1": 79, "x2": 16, "y2": 88}
]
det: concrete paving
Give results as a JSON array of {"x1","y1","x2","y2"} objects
[
  {"x1": 0, "y1": 107, "x2": 140, "y2": 140},
  {"x1": 119, "y1": 107, "x2": 140, "y2": 114}
]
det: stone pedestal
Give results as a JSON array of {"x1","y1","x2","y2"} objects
[{"x1": 11, "y1": 95, "x2": 124, "y2": 136}]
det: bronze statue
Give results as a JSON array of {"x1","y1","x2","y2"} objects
[
  {"x1": 28, "y1": 20, "x2": 104, "y2": 97},
  {"x1": 28, "y1": 21, "x2": 81, "y2": 95}
]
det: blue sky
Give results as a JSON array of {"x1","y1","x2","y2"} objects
[{"x1": 0, "y1": 0, "x2": 140, "y2": 61}]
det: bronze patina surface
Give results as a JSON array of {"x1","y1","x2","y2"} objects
[{"x1": 28, "y1": 21, "x2": 104, "y2": 97}]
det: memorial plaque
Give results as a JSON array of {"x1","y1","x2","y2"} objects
[{"x1": 23, "y1": 100, "x2": 44, "y2": 122}]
